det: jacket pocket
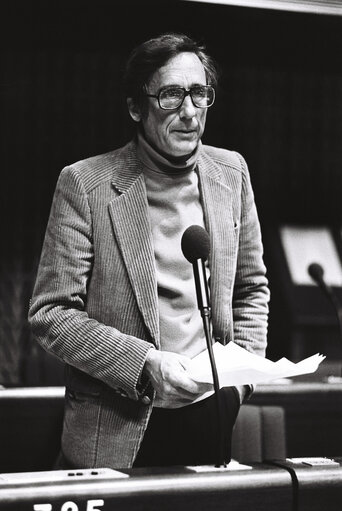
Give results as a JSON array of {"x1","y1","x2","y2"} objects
[
  {"x1": 66, "y1": 388, "x2": 101, "y2": 403},
  {"x1": 65, "y1": 364, "x2": 106, "y2": 396},
  {"x1": 62, "y1": 388, "x2": 103, "y2": 468}
]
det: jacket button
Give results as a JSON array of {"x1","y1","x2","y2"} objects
[
  {"x1": 115, "y1": 388, "x2": 127, "y2": 398},
  {"x1": 141, "y1": 396, "x2": 151, "y2": 405}
]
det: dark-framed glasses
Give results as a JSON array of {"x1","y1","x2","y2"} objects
[{"x1": 145, "y1": 85, "x2": 215, "y2": 110}]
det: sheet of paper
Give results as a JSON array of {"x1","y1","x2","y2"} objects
[
  {"x1": 188, "y1": 342, "x2": 325, "y2": 391},
  {"x1": 187, "y1": 459, "x2": 252, "y2": 472}
]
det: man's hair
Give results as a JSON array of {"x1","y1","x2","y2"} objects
[{"x1": 123, "y1": 32, "x2": 218, "y2": 108}]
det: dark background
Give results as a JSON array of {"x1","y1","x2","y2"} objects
[{"x1": 1, "y1": 0, "x2": 341, "y2": 385}]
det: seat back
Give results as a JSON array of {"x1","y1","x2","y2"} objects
[{"x1": 232, "y1": 404, "x2": 287, "y2": 463}]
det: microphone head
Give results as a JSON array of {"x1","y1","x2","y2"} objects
[
  {"x1": 181, "y1": 225, "x2": 210, "y2": 263},
  {"x1": 308, "y1": 262, "x2": 324, "y2": 282}
]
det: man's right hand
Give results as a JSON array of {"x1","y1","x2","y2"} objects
[{"x1": 143, "y1": 349, "x2": 213, "y2": 408}]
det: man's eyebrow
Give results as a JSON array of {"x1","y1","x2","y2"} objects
[
  {"x1": 159, "y1": 83, "x2": 183, "y2": 88},
  {"x1": 160, "y1": 82, "x2": 206, "y2": 89}
]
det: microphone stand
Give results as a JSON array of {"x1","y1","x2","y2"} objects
[
  {"x1": 319, "y1": 284, "x2": 342, "y2": 342},
  {"x1": 193, "y1": 259, "x2": 226, "y2": 468}
]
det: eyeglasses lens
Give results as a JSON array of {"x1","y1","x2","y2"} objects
[
  {"x1": 192, "y1": 86, "x2": 214, "y2": 108},
  {"x1": 159, "y1": 88, "x2": 184, "y2": 109},
  {"x1": 159, "y1": 86, "x2": 214, "y2": 109}
]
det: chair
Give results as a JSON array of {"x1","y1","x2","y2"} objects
[{"x1": 232, "y1": 404, "x2": 287, "y2": 463}]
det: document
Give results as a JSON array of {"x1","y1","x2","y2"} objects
[{"x1": 188, "y1": 342, "x2": 325, "y2": 392}]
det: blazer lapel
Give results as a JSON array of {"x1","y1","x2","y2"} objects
[
  {"x1": 109, "y1": 144, "x2": 159, "y2": 346},
  {"x1": 197, "y1": 152, "x2": 237, "y2": 343}
]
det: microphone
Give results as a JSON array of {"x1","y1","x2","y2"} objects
[
  {"x1": 308, "y1": 262, "x2": 342, "y2": 347},
  {"x1": 181, "y1": 225, "x2": 211, "y2": 313},
  {"x1": 181, "y1": 225, "x2": 226, "y2": 467},
  {"x1": 308, "y1": 263, "x2": 330, "y2": 295}
]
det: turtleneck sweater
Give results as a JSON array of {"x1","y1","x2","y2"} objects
[{"x1": 137, "y1": 132, "x2": 208, "y2": 360}]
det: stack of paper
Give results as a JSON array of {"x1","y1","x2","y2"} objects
[{"x1": 188, "y1": 342, "x2": 325, "y2": 388}]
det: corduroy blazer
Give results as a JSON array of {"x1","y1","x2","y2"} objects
[{"x1": 29, "y1": 139, "x2": 269, "y2": 469}]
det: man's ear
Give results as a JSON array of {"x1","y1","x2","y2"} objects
[{"x1": 127, "y1": 98, "x2": 142, "y2": 122}]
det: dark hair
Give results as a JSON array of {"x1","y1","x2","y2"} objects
[{"x1": 124, "y1": 32, "x2": 218, "y2": 108}]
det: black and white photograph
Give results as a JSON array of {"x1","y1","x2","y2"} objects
[{"x1": 0, "y1": 1, "x2": 342, "y2": 509}]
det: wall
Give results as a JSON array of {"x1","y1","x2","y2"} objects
[{"x1": 1, "y1": 0, "x2": 341, "y2": 383}]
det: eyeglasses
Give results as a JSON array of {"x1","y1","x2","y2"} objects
[{"x1": 145, "y1": 85, "x2": 215, "y2": 110}]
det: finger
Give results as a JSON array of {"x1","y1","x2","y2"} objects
[
  {"x1": 173, "y1": 377, "x2": 212, "y2": 398},
  {"x1": 177, "y1": 355, "x2": 192, "y2": 371},
  {"x1": 196, "y1": 382, "x2": 214, "y2": 393}
]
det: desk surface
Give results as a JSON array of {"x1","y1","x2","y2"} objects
[
  {"x1": 1, "y1": 380, "x2": 342, "y2": 398},
  {"x1": 1, "y1": 460, "x2": 342, "y2": 511},
  {"x1": 254, "y1": 380, "x2": 342, "y2": 396}
]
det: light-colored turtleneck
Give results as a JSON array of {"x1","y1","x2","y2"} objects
[{"x1": 137, "y1": 132, "x2": 208, "y2": 360}]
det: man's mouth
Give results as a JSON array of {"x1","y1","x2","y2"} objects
[{"x1": 174, "y1": 129, "x2": 196, "y2": 134}]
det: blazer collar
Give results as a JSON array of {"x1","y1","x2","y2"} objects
[
  {"x1": 198, "y1": 148, "x2": 224, "y2": 182},
  {"x1": 111, "y1": 140, "x2": 143, "y2": 193},
  {"x1": 110, "y1": 140, "x2": 226, "y2": 192},
  {"x1": 197, "y1": 149, "x2": 235, "y2": 343}
]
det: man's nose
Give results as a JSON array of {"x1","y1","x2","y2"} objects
[{"x1": 179, "y1": 94, "x2": 197, "y2": 118}]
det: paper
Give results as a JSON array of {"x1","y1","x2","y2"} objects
[
  {"x1": 187, "y1": 459, "x2": 252, "y2": 472},
  {"x1": 0, "y1": 468, "x2": 129, "y2": 485},
  {"x1": 286, "y1": 457, "x2": 339, "y2": 467},
  {"x1": 188, "y1": 342, "x2": 325, "y2": 396}
]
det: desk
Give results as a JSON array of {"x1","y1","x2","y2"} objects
[
  {"x1": 0, "y1": 464, "x2": 293, "y2": 511},
  {"x1": 272, "y1": 457, "x2": 342, "y2": 511},
  {"x1": 0, "y1": 387, "x2": 64, "y2": 472},
  {"x1": 250, "y1": 381, "x2": 342, "y2": 457}
]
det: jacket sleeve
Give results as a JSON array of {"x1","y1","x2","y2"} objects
[
  {"x1": 232, "y1": 153, "x2": 270, "y2": 358},
  {"x1": 28, "y1": 166, "x2": 153, "y2": 401}
]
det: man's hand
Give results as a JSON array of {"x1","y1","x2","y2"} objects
[{"x1": 144, "y1": 349, "x2": 213, "y2": 408}]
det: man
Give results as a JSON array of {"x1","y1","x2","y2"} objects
[{"x1": 29, "y1": 33, "x2": 269, "y2": 469}]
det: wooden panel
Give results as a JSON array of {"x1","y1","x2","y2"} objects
[{"x1": 1, "y1": 0, "x2": 342, "y2": 386}]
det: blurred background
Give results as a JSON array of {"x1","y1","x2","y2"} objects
[{"x1": 1, "y1": 0, "x2": 342, "y2": 386}]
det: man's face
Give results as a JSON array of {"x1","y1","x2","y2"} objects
[{"x1": 129, "y1": 52, "x2": 208, "y2": 159}]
